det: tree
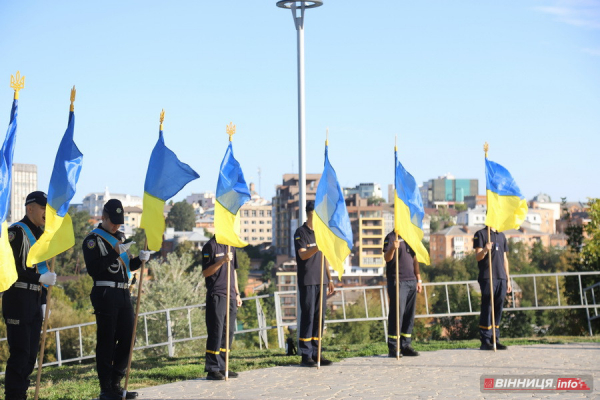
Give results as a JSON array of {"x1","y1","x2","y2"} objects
[
  {"x1": 55, "y1": 207, "x2": 93, "y2": 275},
  {"x1": 166, "y1": 200, "x2": 196, "y2": 231},
  {"x1": 454, "y1": 203, "x2": 468, "y2": 212},
  {"x1": 236, "y1": 249, "x2": 251, "y2": 295},
  {"x1": 367, "y1": 196, "x2": 385, "y2": 206}
]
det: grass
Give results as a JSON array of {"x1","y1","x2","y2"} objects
[{"x1": 2, "y1": 336, "x2": 598, "y2": 399}]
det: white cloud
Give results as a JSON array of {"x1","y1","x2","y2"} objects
[{"x1": 534, "y1": 0, "x2": 600, "y2": 29}]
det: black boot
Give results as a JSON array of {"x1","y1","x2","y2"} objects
[
  {"x1": 99, "y1": 381, "x2": 122, "y2": 400},
  {"x1": 111, "y1": 376, "x2": 138, "y2": 399}
]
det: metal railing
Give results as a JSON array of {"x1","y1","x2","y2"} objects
[{"x1": 1, "y1": 271, "x2": 598, "y2": 374}]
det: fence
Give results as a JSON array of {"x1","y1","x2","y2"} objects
[{"x1": 1, "y1": 271, "x2": 598, "y2": 373}]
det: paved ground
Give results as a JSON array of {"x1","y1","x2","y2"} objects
[{"x1": 135, "y1": 343, "x2": 599, "y2": 399}]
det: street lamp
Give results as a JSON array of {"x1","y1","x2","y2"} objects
[{"x1": 276, "y1": 0, "x2": 323, "y2": 227}]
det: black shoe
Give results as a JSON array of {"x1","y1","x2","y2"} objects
[
  {"x1": 206, "y1": 371, "x2": 226, "y2": 380},
  {"x1": 99, "y1": 390, "x2": 122, "y2": 400},
  {"x1": 220, "y1": 370, "x2": 239, "y2": 378},
  {"x1": 480, "y1": 342, "x2": 495, "y2": 351},
  {"x1": 388, "y1": 350, "x2": 402, "y2": 358},
  {"x1": 495, "y1": 342, "x2": 508, "y2": 350},
  {"x1": 300, "y1": 357, "x2": 317, "y2": 367},
  {"x1": 318, "y1": 356, "x2": 333, "y2": 366},
  {"x1": 400, "y1": 346, "x2": 420, "y2": 356}
]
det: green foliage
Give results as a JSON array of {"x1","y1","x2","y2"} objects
[
  {"x1": 166, "y1": 201, "x2": 196, "y2": 231},
  {"x1": 327, "y1": 291, "x2": 385, "y2": 345},
  {"x1": 63, "y1": 275, "x2": 94, "y2": 310},
  {"x1": 128, "y1": 227, "x2": 148, "y2": 256},
  {"x1": 262, "y1": 260, "x2": 275, "y2": 282},
  {"x1": 454, "y1": 203, "x2": 468, "y2": 212},
  {"x1": 367, "y1": 196, "x2": 385, "y2": 206},
  {"x1": 55, "y1": 207, "x2": 93, "y2": 275}
]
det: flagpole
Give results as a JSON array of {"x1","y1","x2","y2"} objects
[
  {"x1": 225, "y1": 245, "x2": 231, "y2": 381},
  {"x1": 34, "y1": 257, "x2": 55, "y2": 400},
  {"x1": 317, "y1": 253, "x2": 325, "y2": 369},
  {"x1": 122, "y1": 239, "x2": 147, "y2": 400},
  {"x1": 394, "y1": 137, "x2": 401, "y2": 360},
  {"x1": 484, "y1": 142, "x2": 497, "y2": 352}
]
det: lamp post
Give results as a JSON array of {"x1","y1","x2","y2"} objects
[{"x1": 276, "y1": 0, "x2": 323, "y2": 227}]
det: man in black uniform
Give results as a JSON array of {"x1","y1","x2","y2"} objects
[
  {"x1": 2, "y1": 191, "x2": 57, "y2": 400},
  {"x1": 82, "y1": 199, "x2": 150, "y2": 400},
  {"x1": 201, "y1": 235, "x2": 243, "y2": 380},
  {"x1": 294, "y1": 201, "x2": 334, "y2": 367},
  {"x1": 474, "y1": 227, "x2": 511, "y2": 350},
  {"x1": 383, "y1": 231, "x2": 422, "y2": 357}
]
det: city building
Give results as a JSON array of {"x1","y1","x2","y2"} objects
[
  {"x1": 272, "y1": 173, "x2": 321, "y2": 256},
  {"x1": 346, "y1": 194, "x2": 385, "y2": 268},
  {"x1": 240, "y1": 183, "x2": 273, "y2": 246},
  {"x1": 80, "y1": 188, "x2": 142, "y2": 217},
  {"x1": 9, "y1": 163, "x2": 37, "y2": 223},
  {"x1": 274, "y1": 260, "x2": 298, "y2": 323},
  {"x1": 420, "y1": 174, "x2": 478, "y2": 208},
  {"x1": 343, "y1": 182, "x2": 383, "y2": 200},
  {"x1": 162, "y1": 227, "x2": 210, "y2": 253},
  {"x1": 456, "y1": 206, "x2": 556, "y2": 234},
  {"x1": 185, "y1": 192, "x2": 215, "y2": 210}
]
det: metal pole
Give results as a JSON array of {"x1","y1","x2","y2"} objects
[{"x1": 295, "y1": 2, "x2": 307, "y2": 227}]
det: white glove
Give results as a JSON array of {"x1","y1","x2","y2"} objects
[
  {"x1": 39, "y1": 272, "x2": 57, "y2": 286},
  {"x1": 139, "y1": 250, "x2": 152, "y2": 262},
  {"x1": 41, "y1": 304, "x2": 51, "y2": 319},
  {"x1": 118, "y1": 241, "x2": 136, "y2": 253}
]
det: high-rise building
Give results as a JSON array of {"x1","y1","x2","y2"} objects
[
  {"x1": 421, "y1": 174, "x2": 478, "y2": 208},
  {"x1": 343, "y1": 182, "x2": 382, "y2": 200},
  {"x1": 9, "y1": 163, "x2": 37, "y2": 223},
  {"x1": 272, "y1": 173, "x2": 321, "y2": 256},
  {"x1": 346, "y1": 194, "x2": 385, "y2": 268},
  {"x1": 240, "y1": 183, "x2": 273, "y2": 246},
  {"x1": 80, "y1": 188, "x2": 143, "y2": 217}
]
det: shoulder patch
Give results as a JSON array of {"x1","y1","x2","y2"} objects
[
  {"x1": 87, "y1": 239, "x2": 97, "y2": 249},
  {"x1": 295, "y1": 236, "x2": 301, "y2": 240},
  {"x1": 203, "y1": 253, "x2": 209, "y2": 258},
  {"x1": 8, "y1": 231, "x2": 15, "y2": 242}
]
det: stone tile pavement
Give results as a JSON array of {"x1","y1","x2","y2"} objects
[{"x1": 135, "y1": 343, "x2": 599, "y2": 399}]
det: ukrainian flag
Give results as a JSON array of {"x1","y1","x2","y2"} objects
[
  {"x1": 394, "y1": 148, "x2": 430, "y2": 265},
  {"x1": 140, "y1": 126, "x2": 200, "y2": 252},
  {"x1": 214, "y1": 142, "x2": 250, "y2": 248},
  {"x1": 0, "y1": 91, "x2": 18, "y2": 291},
  {"x1": 485, "y1": 158, "x2": 528, "y2": 232},
  {"x1": 27, "y1": 95, "x2": 83, "y2": 267},
  {"x1": 313, "y1": 143, "x2": 353, "y2": 279}
]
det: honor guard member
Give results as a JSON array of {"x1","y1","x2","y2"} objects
[
  {"x1": 82, "y1": 199, "x2": 151, "y2": 400},
  {"x1": 474, "y1": 227, "x2": 511, "y2": 350},
  {"x1": 201, "y1": 235, "x2": 243, "y2": 380},
  {"x1": 294, "y1": 201, "x2": 334, "y2": 367},
  {"x1": 383, "y1": 231, "x2": 422, "y2": 357},
  {"x1": 2, "y1": 191, "x2": 57, "y2": 400}
]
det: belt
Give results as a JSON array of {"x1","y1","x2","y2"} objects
[
  {"x1": 13, "y1": 282, "x2": 42, "y2": 291},
  {"x1": 95, "y1": 281, "x2": 129, "y2": 289}
]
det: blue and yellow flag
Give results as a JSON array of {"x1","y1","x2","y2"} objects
[
  {"x1": 485, "y1": 158, "x2": 528, "y2": 232},
  {"x1": 394, "y1": 148, "x2": 430, "y2": 265},
  {"x1": 28, "y1": 88, "x2": 83, "y2": 267},
  {"x1": 214, "y1": 141, "x2": 250, "y2": 248},
  {"x1": 140, "y1": 114, "x2": 200, "y2": 252},
  {"x1": 0, "y1": 77, "x2": 20, "y2": 291},
  {"x1": 313, "y1": 143, "x2": 353, "y2": 279}
]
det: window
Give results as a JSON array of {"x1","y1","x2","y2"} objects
[
  {"x1": 259, "y1": 229, "x2": 264, "y2": 232},
  {"x1": 252, "y1": 229, "x2": 256, "y2": 233},
  {"x1": 243, "y1": 210, "x2": 249, "y2": 217},
  {"x1": 252, "y1": 210, "x2": 257, "y2": 217},
  {"x1": 251, "y1": 221, "x2": 256, "y2": 224},
  {"x1": 259, "y1": 220, "x2": 264, "y2": 224},
  {"x1": 259, "y1": 210, "x2": 264, "y2": 217},
  {"x1": 267, "y1": 210, "x2": 272, "y2": 217},
  {"x1": 267, "y1": 229, "x2": 271, "y2": 233}
]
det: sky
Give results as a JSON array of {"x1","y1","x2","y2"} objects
[{"x1": 1, "y1": 0, "x2": 599, "y2": 205}]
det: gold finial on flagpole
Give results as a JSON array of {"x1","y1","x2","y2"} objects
[
  {"x1": 484, "y1": 142, "x2": 489, "y2": 158},
  {"x1": 10, "y1": 71, "x2": 25, "y2": 100},
  {"x1": 326, "y1": 127, "x2": 329, "y2": 146},
  {"x1": 160, "y1": 109, "x2": 165, "y2": 131},
  {"x1": 226, "y1": 122, "x2": 236, "y2": 141},
  {"x1": 395, "y1": 135, "x2": 397, "y2": 152},
  {"x1": 70, "y1": 86, "x2": 76, "y2": 112}
]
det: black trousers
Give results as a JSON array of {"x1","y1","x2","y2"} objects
[
  {"x1": 205, "y1": 293, "x2": 237, "y2": 372},
  {"x1": 387, "y1": 280, "x2": 417, "y2": 351},
  {"x1": 90, "y1": 286, "x2": 134, "y2": 386},
  {"x1": 478, "y1": 279, "x2": 507, "y2": 343},
  {"x1": 2, "y1": 287, "x2": 43, "y2": 399},
  {"x1": 298, "y1": 284, "x2": 327, "y2": 359}
]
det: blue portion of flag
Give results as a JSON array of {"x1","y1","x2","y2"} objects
[
  {"x1": 395, "y1": 151, "x2": 424, "y2": 229},
  {"x1": 216, "y1": 142, "x2": 250, "y2": 214},
  {"x1": 47, "y1": 111, "x2": 83, "y2": 217},
  {"x1": 144, "y1": 131, "x2": 200, "y2": 201},
  {"x1": 485, "y1": 159, "x2": 525, "y2": 199},
  {"x1": 0, "y1": 99, "x2": 17, "y2": 224}
]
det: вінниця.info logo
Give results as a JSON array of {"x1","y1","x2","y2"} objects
[{"x1": 481, "y1": 375, "x2": 593, "y2": 393}]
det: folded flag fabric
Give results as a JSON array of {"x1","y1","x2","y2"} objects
[
  {"x1": 27, "y1": 109, "x2": 83, "y2": 267},
  {"x1": 0, "y1": 96, "x2": 18, "y2": 291},
  {"x1": 313, "y1": 144, "x2": 353, "y2": 279},
  {"x1": 485, "y1": 158, "x2": 528, "y2": 232},
  {"x1": 394, "y1": 149, "x2": 430, "y2": 265},
  {"x1": 214, "y1": 142, "x2": 250, "y2": 248},
  {"x1": 140, "y1": 130, "x2": 200, "y2": 251}
]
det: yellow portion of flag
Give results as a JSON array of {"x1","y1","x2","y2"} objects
[
  {"x1": 394, "y1": 192, "x2": 430, "y2": 265},
  {"x1": 486, "y1": 189, "x2": 528, "y2": 232},
  {"x1": 140, "y1": 192, "x2": 166, "y2": 252},
  {"x1": 313, "y1": 212, "x2": 350, "y2": 279},
  {"x1": 214, "y1": 201, "x2": 247, "y2": 248},
  {"x1": 0, "y1": 221, "x2": 17, "y2": 291},
  {"x1": 27, "y1": 205, "x2": 74, "y2": 267}
]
